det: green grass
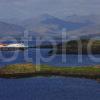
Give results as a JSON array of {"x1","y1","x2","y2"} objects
[
  {"x1": 1, "y1": 64, "x2": 100, "y2": 74},
  {"x1": 0, "y1": 64, "x2": 36, "y2": 73},
  {"x1": 41, "y1": 65, "x2": 100, "y2": 73},
  {"x1": 0, "y1": 64, "x2": 100, "y2": 79}
]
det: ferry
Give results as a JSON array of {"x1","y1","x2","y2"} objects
[{"x1": 0, "y1": 43, "x2": 28, "y2": 51}]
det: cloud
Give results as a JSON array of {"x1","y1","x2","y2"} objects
[{"x1": 0, "y1": 0, "x2": 100, "y2": 19}]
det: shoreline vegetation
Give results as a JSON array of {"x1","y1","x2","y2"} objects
[
  {"x1": 34, "y1": 39, "x2": 100, "y2": 55},
  {"x1": 0, "y1": 64, "x2": 100, "y2": 81}
]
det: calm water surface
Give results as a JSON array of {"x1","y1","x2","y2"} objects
[
  {"x1": 0, "y1": 77, "x2": 100, "y2": 100},
  {"x1": 0, "y1": 41, "x2": 100, "y2": 100}
]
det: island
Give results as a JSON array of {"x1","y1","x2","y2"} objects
[
  {"x1": 0, "y1": 64, "x2": 100, "y2": 81},
  {"x1": 34, "y1": 39, "x2": 100, "y2": 55}
]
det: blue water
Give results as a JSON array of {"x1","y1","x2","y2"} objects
[
  {"x1": 0, "y1": 77, "x2": 100, "y2": 100},
  {"x1": 0, "y1": 41, "x2": 100, "y2": 100},
  {"x1": 1, "y1": 48, "x2": 100, "y2": 67}
]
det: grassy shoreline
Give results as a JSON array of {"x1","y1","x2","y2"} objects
[{"x1": 0, "y1": 64, "x2": 100, "y2": 80}]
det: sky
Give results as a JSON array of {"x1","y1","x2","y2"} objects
[{"x1": 0, "y1": 0, "x2": 100, "y2": 19}]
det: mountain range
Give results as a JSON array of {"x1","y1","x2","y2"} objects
[
  {"x1": 0, "y1": 21, "x2": 25, "y2": 38},
  {"x1": 0, "y1": 14, "x2": 100, "y2": 38}
]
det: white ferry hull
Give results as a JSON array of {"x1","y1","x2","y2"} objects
[{"x1": 0, "y1": 47, "x2": 27, "y2": 51}]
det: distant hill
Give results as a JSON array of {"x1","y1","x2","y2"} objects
[
  {"x1": 0, "y1": 21, "x2": 25, "y2": 37},
  {"x1": 1, "y1": 14, "x2": 100, "y2": 39},
  {"x1": 21, "y1": 14, "x2": 87, "y2": 37},
  {"x1": 67, "y1": 24, "x2": 100, "y2": 38},
  {"x1": 63, "y1": 15, "x2": 100, "y2": 37},
  {"x1": 65, "y1": 14, "x2": 100, "y2": 24}
]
